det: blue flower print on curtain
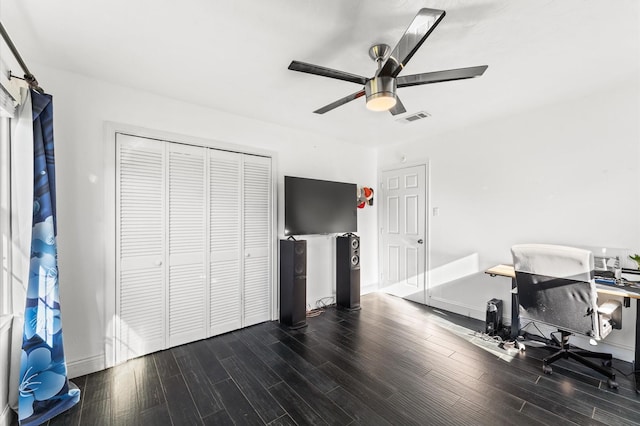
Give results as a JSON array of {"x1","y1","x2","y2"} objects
[{"x1": 18, "y1": 91, "x2": 80, "y2": 426}]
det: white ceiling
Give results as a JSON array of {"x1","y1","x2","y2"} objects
[{"x1": 1, "y1": 0, "x2": 638, "y2": 147}]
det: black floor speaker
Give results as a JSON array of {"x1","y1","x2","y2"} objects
[
  {"x1": 336, "y1": 234, "x2": 361, "y2": 310},
  {"x1": 280, "y1": 239, "x2": 307, "y2": 329}
]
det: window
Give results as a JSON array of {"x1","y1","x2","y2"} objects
[
  {"x1": 0, "y1": 74, "x2": 21, "y2": 319},
  {"x1": 0, "y1": 115, "x2": 11, "y2": 317}
]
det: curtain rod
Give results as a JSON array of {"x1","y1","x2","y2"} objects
[{"x1": 0, "y1": 20, "x2": 44, "y2": 93}]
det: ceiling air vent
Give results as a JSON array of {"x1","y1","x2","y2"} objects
[{"x1": 396, "y1": 111, "x2": 431, "y2": 124}]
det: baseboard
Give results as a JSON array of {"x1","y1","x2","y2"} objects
[
  {"x1": 428, "y1": 296, "x2": 486, "y2": 321},
  {"x1": 1, "y1": 317, "x2": 13, "y2": 426},
  {"x1": 361, "y1": 283, "x2": 378, "y2": 295},
  {"x1": 67, "y1": 353, "x2": 105, "y2": 379},
  {"x1": 1, "y1": 403, "x2": 15, "y2": 426}
]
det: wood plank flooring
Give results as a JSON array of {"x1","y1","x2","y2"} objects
[{"x1": 32, "y1": 292, "x2": 640, "y2": 425}]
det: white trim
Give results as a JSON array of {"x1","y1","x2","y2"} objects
[
  {"x1": 429, "y1": 295, "x2": 486, "y2": 320},
  {"x1": 0, "y1": 315, "x2": 12, "y2": 426},
  {"x1": 66, "y1": 353, "x2": 105, "y2": 379},
  {"x1": 377, "y1": 161, "x2": 430, "y2": 305},
  {"x1": 0, "y1": 315, "x2": 10, "y2": 334},
  {"x1": 361, "y1": 283, "x2": 378, "y2": 295},
  {"x1": 105, "y1": 121, "x2": 275, "y2": 158},
  {"x1": 104, "y1": 123, "x2": 116, "y2": 368},
  {"x1": 103, "y1": 121, "x2": 278, "y2": 368},
  {"x1": 1, "y1": 403, "x2": 15, "y2": 426},
  {"x1": 570, "y1": 335, "x2": 634, "y2": 363}
]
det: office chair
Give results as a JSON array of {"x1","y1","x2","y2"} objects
[{"x1": 511, "y1": 244, "x2": 622, "y2": 388}]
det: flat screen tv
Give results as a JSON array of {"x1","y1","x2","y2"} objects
[{"x1": 285, "y1": 176, "x2": 357, "y2": 236}]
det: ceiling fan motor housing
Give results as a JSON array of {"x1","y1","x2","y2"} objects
[{"x1": 365, "y1": 76, "x2": 397, "y2": 111}]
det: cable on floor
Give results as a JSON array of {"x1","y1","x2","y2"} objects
[
  {"x1": 306, "y1": 308, "x2": 324, "y2": 318},
  {"x1": 519, "y1": 320, "x2": 547, "y2": 339},
  {"x1": 315, "y1": 296, "x2": 335, "y2": 309},
  {"x1": 471, "y1": 330, "x2": 504, "y2": 344}
]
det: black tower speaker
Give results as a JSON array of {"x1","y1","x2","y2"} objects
[
  {"x1": 280, "y1": 239, "x2": 307, "y2": 329},
  {"x1": 336, "y1": 234, "x2": 361, "y2": 310}
]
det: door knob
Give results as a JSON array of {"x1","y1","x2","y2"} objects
[{"x1": 417, "y1": 239, "x2": 424, "y2": 244}]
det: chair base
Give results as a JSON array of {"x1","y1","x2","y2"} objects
[{"x1": 542, "y1": 330, "x2": 618, "y2": 388}]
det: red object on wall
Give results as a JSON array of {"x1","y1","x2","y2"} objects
[{"x1": 357, "y1": 186, "x2": 374, "y2": 208}]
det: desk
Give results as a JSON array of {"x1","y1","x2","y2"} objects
[{"x1": 486, "y1": 264, "x2": 640, "y2": 393}]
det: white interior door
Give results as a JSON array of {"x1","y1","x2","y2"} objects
[
  {"x1": 380, "y1": 165, "x2": 427, "y2": 304},
  {"x1": 209, "y1": 150, "x2": 242, "y2": 336},
  {"x1": 167, "y1": 143, "x2": 207, "y2": 347},
  {"x1": 116, "y1": 133, "x2": 273, "y2": 362},
  {"x1": 116, "y1": 134, "x2": 166, "y2": 360},
  {"x1": 243, "y1": 155, "x2": 272, "y2": 326}
]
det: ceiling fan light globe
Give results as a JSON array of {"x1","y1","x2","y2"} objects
[
  {"x1": 365, "y1": 76, "x2": 397, "y2": 111},
  {"x1": 366, "y1": 94, "x2": 397, "y2": 111}
]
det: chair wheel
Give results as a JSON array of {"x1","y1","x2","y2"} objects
[
  {"x1": 542, "y1": 365, "x2": 552, "y2": 374},
  {"x1": 602, "y1": 360, "x2": 612, "y2": 367},
  {"x1": 607, "y1": 378, "x2": 618, "y2": 389}
]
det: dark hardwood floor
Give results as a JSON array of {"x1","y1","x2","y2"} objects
[{"x1": 36, "y1": 292, "x2": 640, "y2": 425}]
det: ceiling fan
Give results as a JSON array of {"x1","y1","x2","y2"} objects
[{"x1": 288, "y1": 8, "x2": 488, "y2": 115}]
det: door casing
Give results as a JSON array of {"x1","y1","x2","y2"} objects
[{"x1": 378, "y1": 162, "x2": 429, "y2": 305}]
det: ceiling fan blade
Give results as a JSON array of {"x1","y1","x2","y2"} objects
[
  {"x1": 389, "y1": 97, "x2": 406, "y2": 116},
  {"x1": 378, "y1": 8, "x2": 446, "y2": 78},
  {"x1": 314, "y1": 90, "x2": 366, "y2": 114},
  {"x1": 397, "y1": 65, "x2": 488, "y2": 88},
  {"x1": 289, "y1": 61, "x2": 368, "y2": 85}
]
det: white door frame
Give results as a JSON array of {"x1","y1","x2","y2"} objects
[
  {"x1": 104, "y1": 122, "x2": 278, "y2": 368},
  {"x1": 378, "y1": 161, "x2": 430, "y2": 305}
]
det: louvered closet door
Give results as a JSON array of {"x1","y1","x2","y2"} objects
[
  {"x1": 243, "y1": 155, "x2": 272, "y2": 326},
  {"x1": 167, "y1": 143, "x2": 207, "y2": 347},
  {"x1": 116, "y1": 134, "x2": 166, "y2": 360},
  {"x1": 116, "y1": 135, "x2": 272, "y2": 361},
  {"x1": 209, "y1": 150, "x2": 242, "y2": 336}
]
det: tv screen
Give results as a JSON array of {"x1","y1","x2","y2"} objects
[{"x1": 285, "y1": 176, "x2": 357, "y2": 236}]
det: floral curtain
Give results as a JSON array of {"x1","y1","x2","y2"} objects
[{"x1": 17, "y1": 90, "x2": 79, "y2": 425}]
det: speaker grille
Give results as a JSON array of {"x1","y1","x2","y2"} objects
[
  {"x1": 350, "y1": 235, "x2": 360, "y2": 268},
  {"x1": 336, "y1": 235, "x2": 361, "y2": 310}
]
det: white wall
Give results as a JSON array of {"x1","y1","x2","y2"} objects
[
  {"x1": 0, "y1": 319, "x2": 12, "y2": 426},
  {"x1": 379, "y1": 75, "x2": 640, "y2": 361},
  {"x1": 36, "y1": 65, "x2": 377, "y2": 376}
]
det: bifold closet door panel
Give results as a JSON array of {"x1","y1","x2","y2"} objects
[
  {"x1": 167, "y1": 143, "x2": 207, "y2": 347},
  {"x1": 243, "y1": 155, "x2": 272, "y2": 326},
  {"x1": 116, "y1": 133, "x2": 273, "y2": 360},
  {"x1": 116, "y1": 134, "x2": 166, "y2": 360},
  {"x1": 209, "y1": 150, "x2": 242, "y2": 336}
]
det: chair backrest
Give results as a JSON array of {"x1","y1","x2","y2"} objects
[{"x1": 511, "y1": 244, "x2": 600, "y2": 339}]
